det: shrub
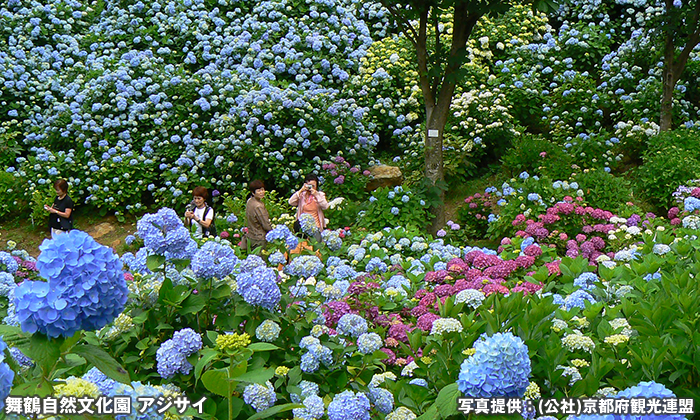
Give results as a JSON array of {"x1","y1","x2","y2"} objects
[
  {"x1": 501, "y1": 134, "x2": 573, "y2": 180},
  {"x1": 573, "y1": 168, "x2": 634, "y2": 213},
  {"x1": 635, "y1": 131, "x2": 700, "y2": 210}
]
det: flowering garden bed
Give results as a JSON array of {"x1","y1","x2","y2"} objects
[{"x1": 0, "y1": 183, "x2": 698, "y2": 419}]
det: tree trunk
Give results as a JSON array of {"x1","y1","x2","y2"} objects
[
  {"x1": 425, "y1": 105, "x2": 446, "y2": 233},
  {"x1": 660, "y1": 28, "x2": 676, "y2": 131}
]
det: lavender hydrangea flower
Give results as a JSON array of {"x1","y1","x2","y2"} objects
[
  {"x1": 368, "y1": 387, "x2": 394, "y2": 414},
  {"x1": 457, "y1": 332, "x2": 531, "y2": 398},
  {"x1": 14, "y1": 231, "x2": 128, "y2": 338}
]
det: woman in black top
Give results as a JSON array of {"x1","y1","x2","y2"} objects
[{"x1": 45, "y1": 179, "x2": 73, "y2": 238}]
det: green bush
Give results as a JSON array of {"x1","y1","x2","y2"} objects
[
  {"x1": 635, "y1": 130, "x2": 700, "y2": 210},
  {"x1": 357, "y1": 186, "x2": 431, "y2": 231},
  {"x1": 573, "y1": 168, "x2": 634, "y2": 212},
  {"x1": 501, "y1": 134, "x2": 573, "y2": 180},
  {"x1": 0, "y1": 172, "x2": 30, "y2": 219}
]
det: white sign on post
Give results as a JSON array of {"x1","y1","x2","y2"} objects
[{"x1": 428, "y1": 129, "x2": 439, "y2": 138}]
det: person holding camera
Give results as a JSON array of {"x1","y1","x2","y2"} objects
[
  {"x1": 184, "y1": 186, "x2": 215, "y2": 238},
  {"x1": 45, "y1": 179, "x2": 73, "y2": 239},
  {"x1": 289, "y1": 173, "x2": 329, "y2": 242}
]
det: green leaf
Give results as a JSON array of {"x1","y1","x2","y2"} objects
[
  {"x1": 416, "y1": 404, "x2": 439, "y2": 420},
  {"x1": 12, "y1": 378, "x2": 54, "y2": 397},
  {"x1": 73, "y1": 344, "x2": 130, "y2": 384},
  {"x1": 23, "y1": 334, "x2": 61, "y2": 376},
  {"x1": 247, "y1": 403, "x2": 304, "y2": 420},
  {"x1": 179, "y1": 293, "x2": 206, "y2": 315},
  {"x1": 195, "y1": 349, "x2": 221, "y2": 381},
  {"x1": 202, "y1": 369, "x2": 231, "y2": 397},
  {"x1": 435, "y1": 383, "x2": 461, "y2": 418},
  {"x1": 146, "y1": 254, "x2": 166, "y2": 271},
  {"x1": 233, "y1": 367, "x2": 275, "y2": 384},
  {"x1": 247, "y1": 343, "x2": 280, "y2": 352}
]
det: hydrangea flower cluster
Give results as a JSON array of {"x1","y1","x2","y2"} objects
[
  {"x1": 136, "y1": 208, "x2": 196, "y2": 259},
  {"x1": 299, "y1": 214, "x2": 321, "y2": 238},
  {"x1": 14, "y1": 230, "x2": 128, "y2": 338},
  {"x1": 337, "y1": 314, "x2": 368, "y2": 337},
  {"x1": 266, "y1": 225, "x2": 300, "y2": 250},
  {"x1": 255, "y1": 320, "x2": 281, "y2": 342},
  {"x1": 191, "y1": 240, "x2": 239, "y2": 279},
  {"x1": 0, "y1": 337, "x2": 14, "y2": 411},
  {"x1": 156, "y1": 328, "x2": 202, "y2": 379},
  {"x1": 457, "y1": 332, "x2": 531, "y2": 398},
  {"x1": 285, "y1": 255, "x2": 324, "y2": 278},
  {"x1": 357, "y1": 332, "x2": 382, "y2": 354},
  {"x1": 322, "y1": 229, "x2": 344, "y2": 251},
  {"x1": 236, "y1": 266, "x2": 281, "y2": 310},
  {"x1": 243, "y1": 381, "x2": 277, "y2": 412},
  {"x1": 327, "y1": 390, "x2": 371, "y2": 420}
]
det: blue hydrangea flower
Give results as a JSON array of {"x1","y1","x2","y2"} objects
[
  {"x1": 573, "y1": 272, "x2": 599, "y2": 291},
  {"x1": 293, "y1": 394, "x2": 325, "y2": 420},
  {"x1": 357, "y1": 332, "x2": 382, "y2": 354},
  {"x1": 328, "y1": 390, "x2": 370, "y2": 420},
  {"x1": 365, "y1": 257, "x2": 387, "y2": 273},
  {"x1": 14, "y1": 231, "x2": 128, "y2": 338},
  {"x1": 322, "y1": 230, "x2": 343, "y2": 251},
  {"x1": 239, "y1": 255, "x2": 267, "y2": 273},
  {"x1": 82, "y1": 367, "x2": 117, "y2": 395},
  {"x1": 409, "y1": 378, "x2": 428, "y2": 387},
  {"x1": 125, "y1": 235, "x2": 136, "y2": 246},
  {"x1": 0, "y1": 252, "x2": 19, "y2": 274},
  {"x1": 156, "y1": 328, "x2": 201, "y2": 379},
  {"x1": 107, "y1": 381, "x2": 167, "y2": 420},
  {"x1": 0, "y1": 361, "x2": 13, "y2": 411},
  {"x1": 136, "y1": 208, "x2": 194, "y2": 258},
  {"x1": 191, "y1": 241, "x2": 239, "y2": 279},
  {"x1": 337, "y1": 314, "x2": 368, "y2": 338},
  {"x1": 266, "y1": 224, "x2": 299, "y2": 250},
  {"x1": 564, "y1": 289, "x2": 596, "y2": 311},
  {"x1": 0, "y1": 272, "x2": 16, "y2": 297},
  {"x1": 457, "y1": 332, "x2": 531, "y2": 398},
  {"x1": 299, "y1": 214, "x2": 320, "y2": 238},
  {"x1": 285, "y1": 255, "x2": 324, "y2": 278},
  {"x1": 368, "y1": 387, "x2": 393, "y2": 414},
  {"x1": 269, "y1": 251, "x2": 287, "y2": 265},
  {"x1": 236, "y1": 266, "x2": 281, "y2": 310},
  {"x1": 243, "y1": 381, "x2": 277, "y2": 412},
  {"x1": 613, "y1": 381, "x2": 685, "y2": 420}
]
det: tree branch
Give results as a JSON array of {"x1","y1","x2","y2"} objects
[
  {"x1": 431, "y1": 10, "x2": 441, "y2": 100},
  {"x1": 383, "y1": 2, "x2": 419, "y2": 48},
  {"x1": 672, "y1": 0, "x2": 700, "y2": 80},
  {"x1": 416, "y1": 4, "x2": 435, "y2": 109},
  {"x1": 434, "y1": 3, "x2": 481, "y2": 114}
]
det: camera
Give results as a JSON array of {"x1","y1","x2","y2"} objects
[
  {"x1": 186, "y1": 202, "x2": 196, "y2": 212},
  {"x1": 305, "y1": 184, "x2": 312, "y2": 190}
]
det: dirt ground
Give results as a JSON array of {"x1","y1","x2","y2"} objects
[{"x1": 0, "y1": 214, "x2": 137, "y2": 258}]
